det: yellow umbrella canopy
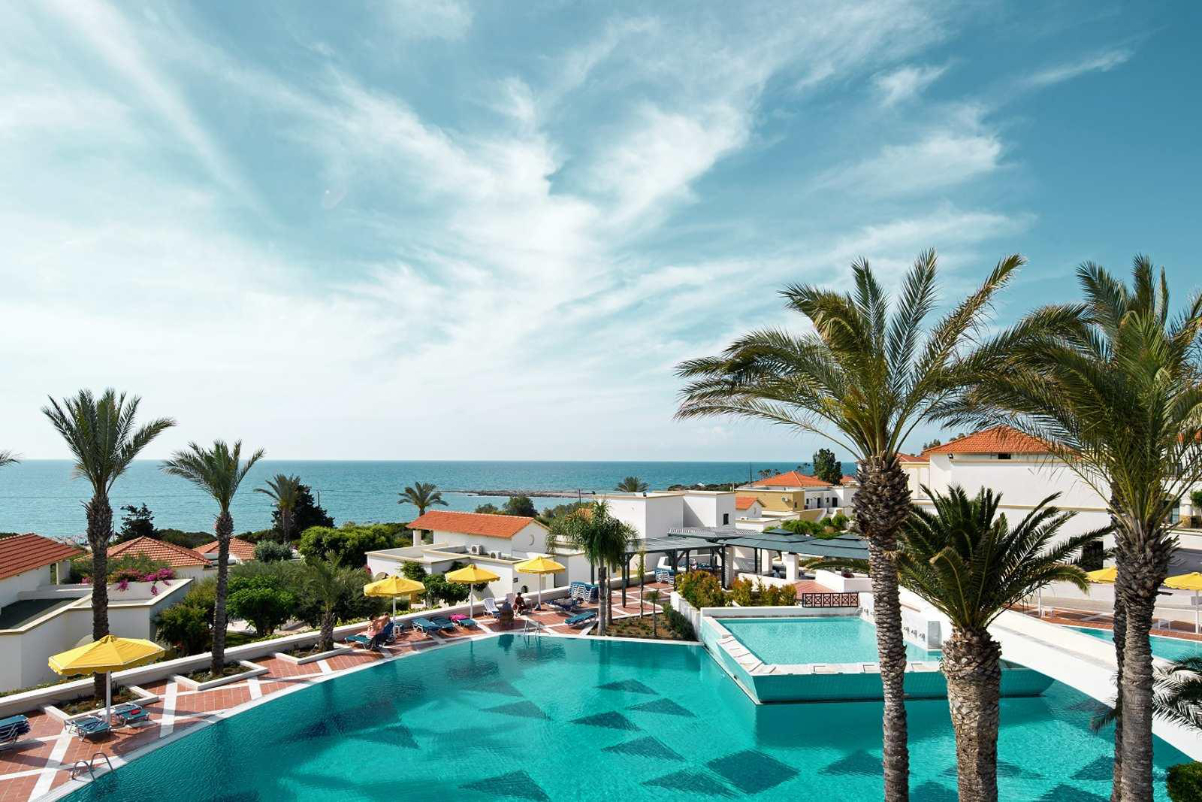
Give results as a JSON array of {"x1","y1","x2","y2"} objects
[
  {"x1": 49, "y1": 634, "x2": 164, "y2": 676},
  {"x1": 365, "y1": 575, "x2": 426, "y2": 616},
  {"x1": 1086, "y1": 566, "x2": 1118, "y2": 583},
  {"x1": 445, "y1": 564, "x2": 500, "y2": 617},
  {"x1": 514, "y1": 556, "x2": 565, "y2": 610},
  {"x1": 49, "y1": 634, "x2": 165, "y2": 725},
  {"x1": 1166, "y1": 572, "x2": 1202, "y2": 634}
]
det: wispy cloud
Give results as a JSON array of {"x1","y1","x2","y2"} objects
[
  {"x1": 379, "y1": 0, "x2": 473, "y2": 41},
  {"x1": 1026, "y1": 47, "x2": 1133, "y2": 87},
  {"x1": 874, "y1": 63, "x2": 948, "y2": 106}
]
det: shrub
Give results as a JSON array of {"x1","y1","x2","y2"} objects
[
  {"x1": 1168, "y1": 762, "x2": 1202, "y2": 801},
  {"x1": 184, "y1": 577, "x2": 218, "y2": 621},
  {"x1": 762, "y1": 583, "x2": 797, "y2": 607},
  {"x1": 227, "y1": 586, "x2": 294, "y2": 636},
  {"x1": 729, "y1": 578, "x2": 797, "y2": 607},
  {"x1": 297, "y1": 524, "x2": 402, "y2": 568},
  {"x1": 662, "y1": 605, "x2": 695, "y2": 640},
  {"x1": 254, "y1": 540, "x2": 293, "y2": 563},
  {"x1": 71, "y1": 553, "x2": 171, "y2": 584},
  {"x1": 676, "y1": 570, "x2": 727, "y2": 608},
  {"x1": 155, "y1": 603, "x2": 211, "y2": 655}
]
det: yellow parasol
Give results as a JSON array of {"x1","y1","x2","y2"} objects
[
  {"x1": 364, "y1": 575, "x2": 426, "y2": 617},
  {"x1": 446, "y1": 564, "x2": 500, "y2": 618},
  {"x1": 1087, "y1": 566, "x2": 1118, "y2": 583},
  {"x1": 1166, "y1": 572, "x2": 1202, "y2": 633},
  {"x1": 514, "y1": 555, "x2": 565, "y2": 611},
  {"x1": 49, "y1": 635, "x2": 165, "y2": 725}
]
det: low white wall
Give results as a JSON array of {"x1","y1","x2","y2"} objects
[{"x1": 814, "y1": 570, "x2": 872, "y2": 593}]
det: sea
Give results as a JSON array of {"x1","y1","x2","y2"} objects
[{"x1": 0, "y1": 460, "x2": 856, "y2": 539}]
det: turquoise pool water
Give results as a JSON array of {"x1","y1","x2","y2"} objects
[
  {"x1": 1071, "y1": 626, "x2": 1202, "y2": 662},
  {"x1": 720, "y1": 616, "x2": 940, "y2": 664},
  {"x1": 67, "y1": 636, "x2": 1183, "y2": 801}
]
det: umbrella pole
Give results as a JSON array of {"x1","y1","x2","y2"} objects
[
  {"x1": 1037, "y1": 588, "x2": 1043, "y2": 619},
  {"x1": 538, "y1": 574, "x2": 543, "y2": 610},
  {"x1": 1195, "y1": 590, "x2": 1199, "y2": 635},
  {"x1": 105, "y1": 672, "x2": 112, "y2": 725}
]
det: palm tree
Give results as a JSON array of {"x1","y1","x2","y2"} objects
[
  {"x1": 162, "y1": 440, "x2": 264, "y2": 678},
  {"x1": 948, "y1": 257, "x2": 1202, "y2": 802},
  {"x1": 43, "y1": 390, "x2": 174, "y2": 699},
  {"x1": 553, "y1": 500, "x2": 635, "y2": 634},
  {"x1": 256, "y1": 474, "x2": 302, "y2": 541},
  {"x1": 399, "y1": 481, "x2": 447, "y2": 517},
  {"x1": 676, "y1": 250, "x2": 1025, "y2": 801},
  {"x1": 897, "y1": 486, "x2": 1097, "y2": 802},
  {"x1": 0, "y1": 450, "x2": 18, "y2": 468},
  {"x1": 305, "y1": 556, "x2": 362, "y2": 652},
  {"x1": 1093, "y1": 657, "x2": 1202, "y2": 736},
  {"x1": 615, "y1": 476, "x2": 648, "y2": 493}
]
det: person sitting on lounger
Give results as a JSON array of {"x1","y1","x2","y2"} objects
[
  {"x1": 368, "y1": 616, "x2": 395, "y2": 650},
  {"x1": 513, "y1": 592, "x2": 528, "y2": 614}
]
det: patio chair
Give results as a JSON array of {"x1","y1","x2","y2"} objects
[
  {"x1": 482, "y1": 597, "x2": 500, "y2": 617},
  {"x1": 68, "y1": 715, "x2": 111, "y2": 740},
  {"x1": 412, "y1": 617, "x2": 440, "y2": 634},
  {"x1": 111, "y1": 703, "x2": 150, "y2": 727},
  {"x1": 654, "y1": 568, "x2": 675, "y2": 585},
  {"x1": 565, "y1": 610, "x2": 598, "y2": 628},
  {"x1": 0, "y1": 715, "x2": 31, "y2": 750}
]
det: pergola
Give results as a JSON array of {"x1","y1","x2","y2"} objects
[{"x1": 619, "y1": 533, "x2": 725, "y2": 605}]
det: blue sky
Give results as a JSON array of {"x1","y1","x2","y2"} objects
[{"x1": 2, "y1": 1, "x2": 1198, "y2": 462}]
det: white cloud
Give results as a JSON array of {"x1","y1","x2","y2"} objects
[
  {"x1": 1026, "y1": 48, "x2": 1133, "y2": 87},
  {"x1": 380, "y1": 0, "x2": 473, "y2": 41},
  {"x1": 826, "y1": 130, "x2": 1003, "y2": 197},
  {"x1": 873, "y1": 63, "x2": 948, "y2": 106}
]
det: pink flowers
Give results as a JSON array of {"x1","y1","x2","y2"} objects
[{"x1": 109, "y1": 566, "x2": 176, "y2": 592}]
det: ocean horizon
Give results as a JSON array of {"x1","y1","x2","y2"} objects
[{"x1": 0, "y1": 459, "x2": 856, "y2": 538}]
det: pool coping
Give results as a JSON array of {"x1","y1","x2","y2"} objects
[{"x1": 39, "y1": 628, "x2": 699, "y2": 801}]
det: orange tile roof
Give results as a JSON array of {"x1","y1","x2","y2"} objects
[
  {"x1": 196, "y1": 537, "x2": 257, "y2": 562},
  {"x1": 407, "y1": 510, "x2": 540, "y2": 539},
  {"x1": 0, "y1": 534, "x2": 83, "y2": 581},
  {"x1": 897, "y1": 453, "x2": 927, "y2": 464},
  {"x1": 921, "y1": 425, "x2": 1050, "y2": 457},
  {"x1": 735, "y1": 495, "x2": 760, "y2": 510},
  {"x1": 840, "y1": 475, "x2": 858, "y2": 485},
  {"x1": 108, "y1": 536, "x2": 209, "y2": 568},
  {"x1": 753, "y1": 471, "x2": 833, "y2": 488}
]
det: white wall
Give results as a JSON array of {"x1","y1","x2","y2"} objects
[
  {"x1": 431, "y1": 522, "x2": 548, "y2": 556},
  {"x1": 682, "y1": 492, "x2": 735, "y2": 528},
  {"x1": 735, "y1": 500, "x2": 763, "y2": 520},
  {"x1": 0, "y1": 566, "x2": 53, "y2": 608}
]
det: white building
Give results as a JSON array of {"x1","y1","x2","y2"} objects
[
  {"x1": 903, "y1": 426, "x2": 1113, "y2": 544},
  {"x1": 734, "y1": 495, "x2": 763, "y2": 519},
  {"x1": 736, "y1": 471, "x2": 858, "y2": 515},
  {"x1": 0, "y1": 534, "x2": 191, "y2": 692},
  {"x1": 593, "y1": 490, "x2": 737, "y2": 541},
  {"x1": 108, "y1": 536, "x2": 212, "y2": 580},
  {"x1": 406, "y1": 510, "x2": 549, "y2": 556}
]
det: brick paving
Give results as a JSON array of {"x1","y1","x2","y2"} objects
[{"x1": 0, "y1": 582, "x2": 680, "y2": 801}]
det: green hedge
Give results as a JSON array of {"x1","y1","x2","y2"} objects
[{"x1": 1169, "y1": 763, "x2": 1202, "y2": 801}]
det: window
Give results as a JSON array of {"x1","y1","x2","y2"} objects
[
  {"x1": 722, "y1": 513, "x2": 729, "y2": 525},
  {"x1": 997, "y1": 453, "x2": 1012, "y2": 460}
]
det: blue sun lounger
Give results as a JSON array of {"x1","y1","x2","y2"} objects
[
  {"x1": 550, "y1": 597, "x2": 580, "y2": 613},
  {"x1": 0, "y1": 715, "x2": 31, "y2": 749},
  {"x1": 453, "y1": 617, "x2": 478, "y2": 629},
  {"x1": 111, "y1": 703, "x2": 150, "y2": 727},
  {"x1": 428, "y1": 617, "x2": 457, "y2": 632},
  {"x1": 565, "y1": 610, "x2": 597, "y2": 628},
  {"x1": 67, "y1": 715, "x2": 111, "y2": 740},
  {"x1": 414, "y1": 617, "x2": 453, "y2": 634}
]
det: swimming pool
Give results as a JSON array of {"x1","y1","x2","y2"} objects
[
  {"x1": 1071, "y1": 626, "x2": 1202, "y2": 662},
  {"x1": 719, "y1": 616, "x2": 940, "y2": 664},
  {"x1": 65, "y1": 635, "x2": 1184, "y2": 801}
]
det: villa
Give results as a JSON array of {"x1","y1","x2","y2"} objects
[
  {"x1": 195, "y1": 537, "x2": 257, "y2": 565},
  {"x1": 736, "y1": 470, "x2": 857, "y2": 514},
  {"x1": 734, "y1": 493, "x2": 763, "y2": 518},
  {"x1": 107, "y1": 537, "x2": 212, "y2": 580}
]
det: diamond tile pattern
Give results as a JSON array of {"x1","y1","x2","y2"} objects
[
  {"x1": 597, "y1": 679, "x2": 658, "y2": 695},
  {"x1": 1072, "y1": 756, "x2": 1113, "y2": 781},
  {"x1": 643, "y1": 770, "x2": 734, "y2": 797},
  {"x1": 626, "y1": 698, "x2": 695, "y2": 717},
  {"x1": 1036, "y1": 785, "x2": 1108, "y2": 802},
  {"x1": 571, "y1": 711, "x2": 641, "y2": 731},
  {"x1": 821, "y1": 749, "x2": 881, "y2": 776},
  {"x1": 461, "y1": 770, "x2": 550, "y2": 802},
  {"x1": 485, "y1": 701, "x2": 548, "y2": 720},
  {"x1": 707, "y1": 749, "x2": 799, "y2": 794},
  {"x1": 602, "y1": 736, "x2": 683, "y2": 761},
  {"x1": 912, "y1": 781, "x2": 958, "y2": 801}
]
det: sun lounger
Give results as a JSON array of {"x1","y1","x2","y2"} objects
[
  {"x1": 455, "y1": 617, "x2": 478, "y2": 628},
  {"x1": 429, "y1": 617, "x2": 457, "y2": 632},
  {"x1": 482, "y1": 597, "x2": 500, "y2": 617},
  {"x1": 550, "y1": 597, "x2": 580, "y2": 613},
  {"x1": 111, "y1": 703, "x2": 150, "y2": 727},
  {"x1": 566, "y1": 610, "x2": 598, "y2": 628},
  {"x1": 0, "y1": 715, "x2": 31, "y2": 749},
  {"x1": 68, "y1": 715, "x2": 111, "y2": 740}
]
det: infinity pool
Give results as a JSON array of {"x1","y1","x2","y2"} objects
[
  {"x1": 1071, "y1": 626, "x2": 1202, "y2": 662},
  {"x1": 720, "y1": 616, "x2": 940, "y2": 664},
  {"x1": 67, "y1": 636, "x2": 1183, "y2": 801}
]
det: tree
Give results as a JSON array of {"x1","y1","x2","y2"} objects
[
  {"x1": 757, "y1": 468, "x2": 775, "y2": 480},
  {"x1": 812, "y1": 449, "x2": 841, "y2": 484},
  {"x1": 0, "y1": 450, "x2": 18, "y2": 468},
  {"x1": 43, "y1": 389, "x2": 174, "y2": 699},
  {"x1": 288, "y1": 484, "x2": 334, "y2": 533},
  {"x1": 154, "y1": 603, "x2": 211, "y2": 656},
  {"x1": 297, "y1": 524, "x2": 401, "y2": 569},
  {"x1": 552, "y1": 500, "x2": 634, "y2": 634},
  {"x1": 921, "y1": 438, "x2": 942, "y2": 451},
  {"x1": 118, "y1": 503, "x2": 156, "y2": 541},
  {"x1": 227, "y1": 585, "x2": 294, "y2": 636},
  {"x1": 474, "y1": 502, "x2": 501, "y2": 514},
  {"x1": 897, "y1": 487, "x2": 1095, "y2": 801},
  {"x1": 646, "y1": 589, "x2": 660, "y2": 636},
  {"x1": 502, "y1": 495, "x2": 537, "y2": 517},
  {"x1": 305, "y1": 557, "x2": 363, "y2": 652},
  {"x1": 254, "y1": 540, "x2": 293, "y2": 563},
  {"x1": 399, "y1": 481, "x2": 447, "y2": 518},
  {"x1": 162, "y1": 440, "x2": 264, "y2": 677},
  {"x1": 256, "y1": 474, "x2": 302, "y2": 542},
  {"x1": 948, "y1": 257, "x2": 1202, "y2": 802},
  {"x1": 676, "y1": 250, "x2": 1023, "y2": 801},
  {"x1": 615, "y1": 476, "x2": 648, "y2": 493}
]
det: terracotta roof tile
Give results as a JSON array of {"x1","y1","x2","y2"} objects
[
  {"x1": 897, "y1": 453, "x2": 927, "y2": 464},
  {"x1": 108, "y1": 536, "x2": 209, "y2": 568},
  {"x1": 751, "y1": 471, "x2": 833, "y2": 488},
  {"x1": 196, "y1": 537, "x2": 257, "y2": 562},
  {"x1": 0, "y1": 534, "x2": 83, "y2": 581},
  {"x1": 407, "y1": 510, "x2": 541, "y2": 539},
  {"x1": 735, "y1": 495, "x2": 760, "y2": 510},
  {"x1": 840, "y1": 475, "x2": 858, "y2": 485},
  {"x1": 921, "y1": 425, "x2": 1050, "y2": 457}
]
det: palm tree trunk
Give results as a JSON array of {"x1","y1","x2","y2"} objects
[
  {"x1": 1110, "y1": 574, "x2": 1126, "y2": 802},
  {"x1": 942, "y1": 629, "x2": 1002, "y2": 802},
  {"x1": 598, "y1": 565, "x2": 607, "y2": 635},
  {"x1": 211, "y1": 510, "x2": 234, "y2": 678},
  {"x1": 856, "y1": 455, "x2": 913, "y2": 802},
  {"x1": 320, "y1": 610, "x2": 335, "y2": 652},
  {"x1": 86, "y1": 494, "x2": 112, "y2": 701}
]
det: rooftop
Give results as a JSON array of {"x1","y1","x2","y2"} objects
[
  {"x1": 0, "y1": 596, "x2": 78, "y2": 630},
  {"x1": 921, "y1": 425, "x2": 1050, "y2": 457},
  {"x1": 0, "y1": 534, "x2": 83, "y2": 581},
  {"x1": 407, "y1": 510, "x2": 543, "y2": 539},
  {"x1": 108, "y1": 536, "x2": 210, "y2": 568},
  {"x1": 735, "y1": 495, "x2": 759, "y2": 510},
  {"x1": 743, "y1": 471, "x2": 835, "y2": 489},
  {"x1": 196, "y1": 537, "x2": 257, "y2": 562}
]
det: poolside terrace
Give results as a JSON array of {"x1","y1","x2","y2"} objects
[{"x1": 0, "y1": 580, "x2": 684, "y2": 802}]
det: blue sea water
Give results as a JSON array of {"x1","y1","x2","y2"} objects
[
  {"x1": 65, "y1": 636, "x2": 1182, "y2": 801},
  {"x1": 721, "y1": 617, "x2": 941, "y2": 664},
  {"x1": 0, "y1": 460, "x2": 854, "y2": 538}
]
